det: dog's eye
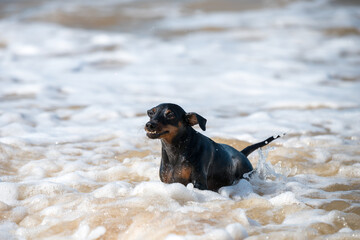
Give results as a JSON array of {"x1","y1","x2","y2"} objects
[
  {"x1": 165, "y1": 111, "x2": 175, "y2": 119},
  {"x1": 147, "y1": 109, "x2": 156, "y2": 117}
]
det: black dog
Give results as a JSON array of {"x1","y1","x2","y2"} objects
[{"x1": 145, "y1": 103, "x2": 280, "y2": 191}]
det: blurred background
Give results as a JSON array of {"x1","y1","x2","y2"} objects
[{"x1": 0, "y1": 0, "x2": 360, "y2": 239}]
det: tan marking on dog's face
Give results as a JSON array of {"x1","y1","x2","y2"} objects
[
  {"x1": 164, "y1": 109, "x2": 176, "y2": 120},
  {"x1": 159, "y1": 122, "x2": 183, "y2": 144},
  {"x1": 147, "y1": 108, "x2": 156, "y2": 117},
  {"x1": 160, "y1": 124, "x2": 179, "y2": 143}
]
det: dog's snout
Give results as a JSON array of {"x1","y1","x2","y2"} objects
[{"x1": 146, "y1": 121, "x2": 157, "y2": 131}]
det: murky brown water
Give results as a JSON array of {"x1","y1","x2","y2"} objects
[{"x1": 0, "y1": 0, "x2": 360, "y2": 239}]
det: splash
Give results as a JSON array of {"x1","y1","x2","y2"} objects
[
  {"x1": 246, "y1": 147, "x2": 288, "y2": 196},
  {"x1": 253, "y1": 147, "x2": 283, "y2": 181}
]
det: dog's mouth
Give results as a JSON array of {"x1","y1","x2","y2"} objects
[{"x1": 146, "y1": 130, "x2": 169, "y2": 139}]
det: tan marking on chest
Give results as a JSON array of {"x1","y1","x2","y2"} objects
[
  {"x1": 179, "y1": 165, "x2": 192, "y2": 181},
  {"x1": 161, "y1": 165, "x2": 193, "y2": 184},
  {"x1": 160, "y1": 168, "x2": 173, "y2": 183}
]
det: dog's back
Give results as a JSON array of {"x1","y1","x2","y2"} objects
[{"x1": 202, "y1": 137, "x2": 254, "y2": 191}]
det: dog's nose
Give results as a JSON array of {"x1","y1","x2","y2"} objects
[{"x1": 146, "y1": 121, "x2": 157, "y2": 131}]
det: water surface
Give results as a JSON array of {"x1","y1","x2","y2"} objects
[{"x1": 0, "y1": 0, "x2": 360, "y2": 239}]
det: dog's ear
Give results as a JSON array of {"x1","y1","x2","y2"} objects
[{"x1": 185, "y1": 112, "x2": 207, "y2": 131}]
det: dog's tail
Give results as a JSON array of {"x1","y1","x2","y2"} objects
[{"x1": 241, "y1": 134, "x2": 283, "y2": 157}]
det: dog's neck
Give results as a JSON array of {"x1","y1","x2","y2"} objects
[{"x1": 161, "y1": 126, "x2": 197, "y2": 161}]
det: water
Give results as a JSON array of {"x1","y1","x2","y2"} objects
[{"x1": 0, "y1": 0, "x2": 360, "y2": 239}]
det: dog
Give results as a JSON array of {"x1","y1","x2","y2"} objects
[{"x1": 145, "y1": 103, "x2": 281, "y2": 191}]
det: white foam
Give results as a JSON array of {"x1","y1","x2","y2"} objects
[
  {"x1": 283, "y1": 209, "x2": 339, "y2": 226},
  {"x1": 0, "y1": 222, "x2": 18, "y2": 240},
  {"x1": 21, "y1": 194, "x2": 50, "y2": 213},
  {"x1": 166, "y1": 224, "x2": 248, "y2": 240},
  {"x1": 338, "y1": 163, "x2": 360, "y2": 178},
  {"x1": 72, "y1": 221, "x2": 106, "y2": 240},
  {"x1": 0, "y1": 182, "x2": 18, "y2": 206},
  {"x1": 92, "y1": 181, "x2": 132, "y2": 198},
  {"x1": 130, "y1": 160, "x2": 158, "y2": 180},
  {"x1": 339, "y1": 228, "x2": 353, "y2": 233},
  {"x1": 165, "y1": 234, "x2": 186, "y2": 240},
  {"x1": 230, "y1": 208, "x2": 257, "y2": 227},
  {"x1": 269, "y1": 191, "x2": 301, "y2": 207},
  {"x1": 219, "y1": 179, "x2": 254, "y2": 200},
  {"x1": 84, "y1": 165, "x2": 129, "y2": 182},
  {"x1": 0, "y1": 0, "x2": 359, "y2": 238},
  {"x1": 225, "y1": 223, "x2": 248, "y2": 240},
  {"x1": 202, "y1": 228, "x2": 233, "y2": 240},
  {"x1": 132, "y1": 181, "x2": 197, "y2": 203},
  {"x1": 20, "y1": 181, "x2": 76, "y2": 199}
]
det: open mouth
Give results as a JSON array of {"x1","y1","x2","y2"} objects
[{"x1": 146, "y1": 130, "x2": 169, "y2": 139}]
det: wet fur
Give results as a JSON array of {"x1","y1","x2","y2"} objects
[{"x1": 145, "y1": 103, "x2": 280, "y2": 191}]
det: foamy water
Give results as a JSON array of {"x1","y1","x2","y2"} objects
[{"x1": 0, "y1": 0, "x2": 360, "y2": 239}]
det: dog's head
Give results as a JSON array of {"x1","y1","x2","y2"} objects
[{"x1": 145, "y1": 103, "x2": 207, "y2": 143}]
